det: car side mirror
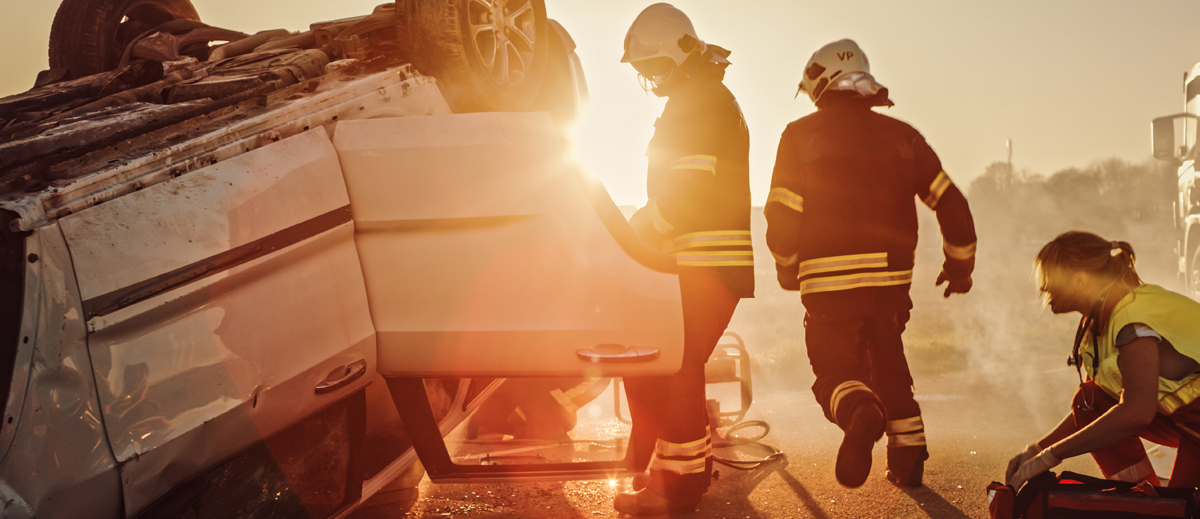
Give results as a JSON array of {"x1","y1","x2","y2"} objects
[{"x1": 1152, "y1": 113, "x2": 1199, "y2": 160}]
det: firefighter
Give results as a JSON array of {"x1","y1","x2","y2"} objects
[
  {"x1": 1006, "y1": 231, "x2": 1200, "y2": 490},
  {"x1": 765, "y1": 39, "x2": 976, "y2": 488},
  {"x1": 615, "y1": 3, "x2": 753, "y2": 515}
]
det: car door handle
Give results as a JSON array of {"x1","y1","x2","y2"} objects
[
  {"x1": 315, "y1": 359, "x2": 368, "y2": 394},
  {"x1": 576, "y1": 344, "x2": 660, "y2": 363}
]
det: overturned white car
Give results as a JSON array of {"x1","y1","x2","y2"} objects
[{"x1": 0, "y1": 1, "x2": 687, "y2": 517}]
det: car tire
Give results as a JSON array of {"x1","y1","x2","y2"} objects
[
  {"x1": 407, "y1": 0, "x2": 549, "y2": 112},
  {"x1": 525, "y1": 21, "x2": 585, "y2": 121},
  {"x1": 49, "y1": 0, "x2": 201, "y2": 78}
]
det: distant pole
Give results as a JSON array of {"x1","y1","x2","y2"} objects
[{"x1": 1006, "y1": 138, "x2": 1013, "y2": 175}]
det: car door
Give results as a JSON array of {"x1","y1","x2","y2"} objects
[
  {"x1": 59, "y1": 127, "x2": 377, "y2": 518},
  {"x1": 331, "y1": 111, "x2": 684, "y2": 482}
]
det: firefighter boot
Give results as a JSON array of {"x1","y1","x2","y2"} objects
[
  {"x1": 613, "y1": 488, "x2": 699, "y2": 516},
  {"x1": 886, "y1": 445, "x2": 929, "y2": 487},
  {"x1": 835, "y1": 399, "x2": 885, "y2": 488},
  {"x1": 627, "y1": 473, "x2": 650, "y2": 492}
]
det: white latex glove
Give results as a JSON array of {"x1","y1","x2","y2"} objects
[
  {"x1": 1007, "y1": 447, "x2": 1062, "y2": 491},
  {"x1": 1004, "y1": 443, "x2": 1041, "y2": 485}
]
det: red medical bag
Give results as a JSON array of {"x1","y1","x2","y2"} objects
[{"x1": 989, "y1": 471, "x2": 1199, "y2": 519}]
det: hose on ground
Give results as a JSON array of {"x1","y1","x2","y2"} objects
[{"x1": 711, "y1": 420, "x2": 785, "y2": 471}]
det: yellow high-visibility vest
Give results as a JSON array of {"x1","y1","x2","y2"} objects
[{"x1": 1082, "y1": 284, "x2": 1200, "y2": 415}]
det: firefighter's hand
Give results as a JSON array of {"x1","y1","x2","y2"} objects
[
  {"x1": 1004, "y1": 443, "x2": 1041, "y2": 486},
  {"x1": 776, "y1": 264, "x2": 800, "y2": 291},
  {"x1": 935, "y1": 271, "x2": 972, "y2": 298},
  {"x1": 1007, "y1": 447, "x2": 1061, "y2": 490},
  {"x1": 628, "y1": 208, "x2": 666, "y2": 251}
]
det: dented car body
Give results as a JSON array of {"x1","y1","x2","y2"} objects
[{"x1": 0, "y1": 2, "x2": 685, "y2": 518}]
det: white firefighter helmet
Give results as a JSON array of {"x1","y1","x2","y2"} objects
[
  {"x1": 621, "y1": 3, "x2": 705, "y2": 87},
  {"x1": 797, "y1": 39, "x2": 889, "y2": 105}
]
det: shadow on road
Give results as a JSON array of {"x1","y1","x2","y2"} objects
[
  {"x1": 772, "y1": 459, "x2": 833, "y2": 519},
  {"x1": 900, "y1": 486, "x2": 973, "y2": 519},
  {"x1": 697, "y1": 454, "x2": 790, "y2": 519}
]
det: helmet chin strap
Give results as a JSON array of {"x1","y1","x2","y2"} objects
[
  {"x1": 637, "y1": 63, "x2": 680, "y2": 96},
  {"x1": 640, "y1": 49, "x2": 710, "y2": 96}
]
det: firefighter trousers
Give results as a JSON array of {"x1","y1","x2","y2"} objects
[
  {"x1": 805, "y1": 310, "x2": 928, "y2": 471},
  {"x1": 624, "y1": 268, "x2": 739, "y2": 503},
  {"x1": 1070, "y1": 380, "x2": 1200, "y2": 487}
]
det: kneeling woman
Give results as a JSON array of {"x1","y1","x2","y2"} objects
[{"x1": 1007, "y1": 231, "x2": 1200, "y2": 490}]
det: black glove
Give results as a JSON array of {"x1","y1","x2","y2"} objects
[
  {"x1": 776, "y1": 263, "x2": 800, "y2": 291},
  {"x1": 935, "y1": 270, "x2": 972, "y2": 298}
]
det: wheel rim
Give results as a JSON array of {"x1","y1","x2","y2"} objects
[{"x1": 467, "y1": 0, "x2": 538, "y2": 87}]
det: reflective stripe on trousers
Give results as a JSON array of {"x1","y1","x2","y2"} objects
[
  {"x1": 886, "y1": 415, "x2": 927, "y2": 448},
  {"x1": 830, "y1": 380, "x2": 874, "y2": 426},
  {"x1": 649, "y1": 426, "x2": 713, "y2": 475}
]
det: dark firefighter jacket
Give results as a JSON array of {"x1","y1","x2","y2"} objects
[
  {"x1": 630, "y1": 62, "x2": 755, "y2": 298},
  {"x1": 765, "y1": 97, "x2": 976, "y2": 314}
]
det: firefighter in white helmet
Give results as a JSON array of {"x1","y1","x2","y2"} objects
[
  {"x1": 617, "y1": 3, "x2": 754, "y2": 515},
  {"x1": 766, "y1": 39, "x2": 977, "y2": 488}
]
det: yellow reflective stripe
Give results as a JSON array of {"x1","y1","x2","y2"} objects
[
  {"x1": 923, "y1": 171, "x2": 953, "y2": 209},
  {"x1": 800, "y1": 270, "x2": 913, "y2": 295},
  {"x1": 650, "y1": 457, "x2": 707, "y2": 474},
  {"x1": 659, "y1": 434, "x2": 710, "y2": 451},
  {"x1": 886, "y1": 416, "x2": 924, "y2": 434},
  {"x1": 513, "y1": 407, "x2": 526, "y2": 421},
  {"x1": 656, "y1": 435, "x2": 711, "y2": 457},
  {"x1": 772, "y1": 250, "x2": 800, "y2": 267},
  {"x1": 1158, "y1": 375, "x2": 1200, "y2": 415},
  {"x1": 943, "y1": 240, "x2": 977, "y2": 261},
  {"x1": 561, "y1": 380, "x2": 597, "y2": 402},
  {"x1": 766, "y1": 187, "x2": 804, "y2": 213},
  {"x1": 549, "y1": 389, "x2": 572, "y2": 407},
  {"x1": 887, "y1": 432, "x2": 927, "y2": 448},
  {"x1": 670, "y1": 155, "x2": 717, "y2": 174},
  {"x1": 796, "y1": 252, "x2": 888, "y2": 278},
  {"x1": 663, "y1": 230, "x2": 752, "y2": 254},
  {"x1": 672, "y1": 230, "x2": 751, "y2": 238},
  {"x1": 830, "y1": 380, "x2": 872, "y2": 424},
  {"x1": 547, "y1": 389, "x2": 579, "y2": 414},
  {"x1": 675, "y1": 251, "x2": 754, "y2": 267},
  {"x1": 650, "y1": 198, "x2": 674, "y2": 233}
]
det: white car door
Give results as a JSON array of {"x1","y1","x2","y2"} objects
[
  {"x1": 332, "y1": 111, "x2": 684, "y2": 482},
  {"x1": 59, "y1": 128, "x2": 376, "y2": 518}
]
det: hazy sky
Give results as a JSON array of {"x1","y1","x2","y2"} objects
[{"x1": 2, "y1": 0, "x2": 1199, "y2": 205}]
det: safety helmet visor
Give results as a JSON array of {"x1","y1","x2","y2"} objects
[
  {"x1": 621, "y1": 35, "x2": 664, "y2": 63},
  {"x1": 631, "y1": 56, "x2": 676, "y2": 78}
]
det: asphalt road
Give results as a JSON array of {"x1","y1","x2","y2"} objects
[{"x1": 386, "y1": 365, "x2": 1116, "y2": 519}]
